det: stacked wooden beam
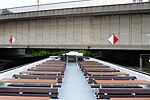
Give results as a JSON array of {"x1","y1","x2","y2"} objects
[
  {"x1": 0, "y1": 60, "x2": 66, "y2": 100},
  {"x1": 80, "y1": 61, "x2": 150, "y2": 100}
]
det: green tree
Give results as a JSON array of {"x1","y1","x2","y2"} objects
[{"x1": 27, "y1": 49, "x2": 102, "y2": 58}]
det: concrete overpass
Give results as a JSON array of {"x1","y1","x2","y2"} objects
[{"x1": 0, "y1": 2, "x2": 150, "y2": 50}]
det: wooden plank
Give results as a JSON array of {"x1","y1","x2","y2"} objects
[
  {"x1": 0, "y1": 96, "x2": 50, "y2": 100},
  {"x1": 89, "y1": 76, "x2": 136, "y2": 80},
  {"x1": 111, "y1": 98, "x2": 150, "y2": 100},
  {"x1": 80, "y1": 62, "x2": 102, "y2": 65},
  {"x1": 32, "y1": 66, "x2": 65, "y2": 68},
  {"x1": 84, "y1": 68, "x2": 115, "y2": 70},
  {"x1": 0, "y1": 78, "x2": 57, "y2": 84},
  {"x1": 20, "y1": 71, "x2": 62, "y2": 75},
  {"x1": 95, "y1": 80, "x2": 150, "y2": 84},
  {"x1": 88, "y1": 72, "x2": 129, "y2": 75},
  {"x1": 82, "y1": 66, "x2": 110, "y2": 68},
  {"x1": 82, "y1": 65, "x2": 106, "y2": 67},
  {"x1": 43, "y1": 62, "x2": 65, "y2": 64},
  {"x1": 38, "y1": 64, "x2": 65, "y2": 67},
  {"x1": 85, "y1": 69, "x2": 119, "y2": 72},
  {"x1": 28, "y1": 68, "x2": 64, "y2": 72}
]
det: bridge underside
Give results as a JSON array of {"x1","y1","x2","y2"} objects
[{"x1": 0, "y1": 44, "x2": 150, "y2": 50}]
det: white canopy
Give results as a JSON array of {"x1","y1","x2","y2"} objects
[{"x1": 63, "y1": 51, "x2": 83, "y2": 57}]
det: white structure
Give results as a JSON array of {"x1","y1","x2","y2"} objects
[
  {"x1": 63, "y1": 51, "x2": 83, "y2": 65},
  {"x1": 133, "y1": 0, "x2": 143, "y2": 3},
  {"x1": 63, "y1": 51, "x2": 83, "y2": 57}
]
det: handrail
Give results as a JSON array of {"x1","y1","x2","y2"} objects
[{"x1": 0, "y1": 0, "x2": 91, "y2": 14}]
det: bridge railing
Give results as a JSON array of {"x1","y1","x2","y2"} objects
[
  {"x1": 0, "y1": 0, "x2": 145, "y2": 15},
  {"x1": 0, "y1": 0, "x2": 90, "y2": 14}
]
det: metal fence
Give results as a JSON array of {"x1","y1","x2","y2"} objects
[{"x1": 0, "y1": 0, "x2": 146, "y2": 14}]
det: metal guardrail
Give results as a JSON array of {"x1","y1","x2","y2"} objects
[
  {"x1": 0, "y1": 57, "x2": 51, "y2": 74},
  {"x1": 0, "y1": 63, "x2": 29, "y2": 74},
  {"x1": 0, "y1": 0, "x2": 145, "y2": 15},
  {"x1": 114, "y1": 63, "x2": 150, "y2": 76},
  {"x1": 96, "y1": 58, "x2": 150, "y2": 76},
  {"x1": 123, "y1": 66, "x2": 150, "y2": 76},
  {"x1": 0, "y1": 0, "x2": 91, "y2": 14}
]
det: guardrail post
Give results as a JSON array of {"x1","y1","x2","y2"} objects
[
  {"x1": 66, "y1": 56, "x2": 69, "y2": 66},
  {"x1": 140, "y1": 57, "x2": 142, "y2": 70}
]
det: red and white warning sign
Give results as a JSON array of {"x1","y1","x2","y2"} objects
[
  {"x1": 108, "y1": 34, "x2": 119, "y2": 45},
  {"x1": 9, "y1": 35, "x2": 16, "y2": 44}
]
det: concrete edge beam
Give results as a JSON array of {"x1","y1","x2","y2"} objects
[
  {"x1": 0, "y1": 3, "x2": 150, "y2": 21},
  {"x1": 0, "y1": 44, "x2": 150, "y2": 50}
]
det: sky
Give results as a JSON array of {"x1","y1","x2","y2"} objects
[{"x1": 0, "y1": 0, "x2": 148, "y2": 9}]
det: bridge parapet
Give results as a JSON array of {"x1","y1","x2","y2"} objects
[{"x1": 0, "y1": 2, "x2": 150, "y2": 21}]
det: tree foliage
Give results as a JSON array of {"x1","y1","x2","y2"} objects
[{"x1": 27, "y1": 49, "x2": 102, "y2": 57}]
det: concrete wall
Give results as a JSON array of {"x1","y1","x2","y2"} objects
[{"x1": 0, "y1": 13, "x2": 150, "y2": 49}]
